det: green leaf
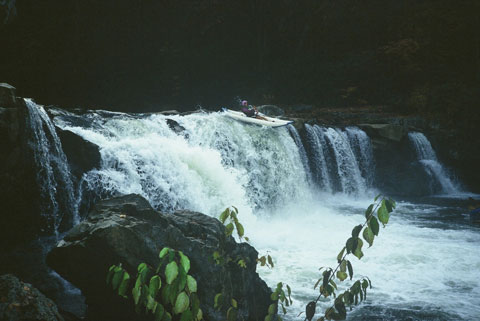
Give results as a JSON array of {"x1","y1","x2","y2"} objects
[
  {"x1": 159, "y1": 247, "x2": 170, "y2": 259},
  {"x1": 186, "y1": 275, "x2": 197, "y2": 293},
  {"x1": 340, "y1": 260, "x2": 347, "y2": 272},
  {"x1": 346, "y1": 237, "x2": 358, "y2": 254},
  {"x1": 322, "y1": 269, "x2": 331, "y2": 289},
  {"x1": 225, "y1": 222, "x2": 234, "y2": 236},
  {"x1": 237, "y1": 259, "x2": 246, "y2": 268},
  {"x1": 112, "y1": 266, "x2": 124, "y2": 290},
  {"x1": 346, "y1": 260, "x2": 353, "y2": 280},
  {"x1": 231, "y1": 298, "x2": 238, "y2": 309},
  {"x1": 169, "y1": 278, "x2": 180, "y2": 305},
  {"x1": 235, "y1": 221, "x2": 244, "y2": 238},
  {"x1": 329, "y1": 279, "x2": 337, "y2": 290},
  {"x1": 257, "y1": 256, "x2": 266, "y2": 266},
  {"x1": 106, "y1": 265, "x2": 116, "y2": 285},
  {"x1": 374, "y1": 194, "x2": 381, "y2": 202},
  {"x1": 180, "y1": 309, "x2": 192, "y2": 321},
  {"x1": 138, "y1": 263, "x2": 150, "y2": 283},
  {"x1": 132, "y1": 283, "x2": 141, "y2": 305},
  {"x1": 336, "y1": 271, "x2": 348, "y2": 281},
  {"x1": 268, "y1": 303, "x2": 276, "y2": 315},
  {"x1": 165, "y1": 261, "x2": 179, "y2": 285},
  {"x1": 138, "y1": 262, "x2": 148, "y2": 272},
  {"x1": 178, "y1": 251, "x2": 191, "y2": 274},
  {"x1": 163, "y1": 311, "x2": 172, "y2": 321},
  {"x1": 219, "y1": 208, "x2": 230, "y2": 223},
  {"x1": 174, "y1": 291, "x2": 190, "y2": 315},
  {"x1": 377, "y1": 202, "x2": 390, "y2": 226},
  {"x1": 337, "y1": 247, "x2": 345, "y2": 263},
  {"x1": 118, "y1": 271, "x2": 130, "y2": 297},
  {"x1": 146, "y1": 294, "x2": 156, "y2": 311},
  {"x1": 385, "y1": 198, "x2": 396, "y2": 212},
  {"x1": 149, "y1": 275, "x2": 161, "y2": 298},
  {"x1": 362, "y1": 226, "x2": 375, "y2": 247},
  {"x1": 362, "y1": 279, "x2": 369, "y2": 290},
  {"x1": 267, "y1": 255, "x2": 274, "y2": 268},
  {"x1": 227, "y1": 307, "x2": 237, "y2": 321},
  {"x1": 270, "y1": 292, "x2": 279, "y2": 300},
  {"x1": 178, "y1": 265, "x2": 187, "y2": 291},
  {"x1": 365, "y1": 204, "x2": 374, "y2": 219},
  {"x1": 351, "y1": 224, "x2": 363, "y2": 238},
  {"x1": 154, "y1": 303, "x2": 164, "y2": 321},
  {"x1": 214, "y1": 293, "x2": 223, "y2": 309},
  {"x1": 369, "y1": 216, "x2": 380, "y2": 236},
  {"x1": 191, "y1": 294, "x2": 200, "y2": 318},
  {"x1": 353, "y1": 239, "x2": 364, "y2": 260},
  {"x1": 196, "y1": 308, "x2": 203, "y2": 320}
]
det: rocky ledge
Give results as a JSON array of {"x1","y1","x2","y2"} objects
[
  {"x1": 47, "y1": 194, "x2": 271, "y2": 321},
  {"x1": 0, "y1": 274, "x2": 63, "y2": 321}
]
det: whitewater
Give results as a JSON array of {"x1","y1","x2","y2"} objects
[{"x1": 50, "y1": 108, "x2": 480, "y2": 320}]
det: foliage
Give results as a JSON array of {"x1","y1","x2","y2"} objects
[
  {"x1": 107, "y1": 248, "x2": 203, "y2": 321},
  {"x1": 303, "y1": 195, "x2": 396, "y2": 321},
  {"x1": 215, "y1": 207, "x2": 291, "y2": 321}
]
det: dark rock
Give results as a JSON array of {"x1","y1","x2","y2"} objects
[
  {"x1": 166, "y1": 118, "x2": 187, "y2": 136},
  {"x1": 47, "y1": 194, "x2": 271, "y2": 321},
  {"x1": 0, "y1": 274, "x2": 63, "y2": 321},
  {"x1": 0, "y1": 83, "x2": 17, "y2": 108},
  {"x1": 358, "y1": 123, "x2": 407, "y2": 143},
  {"x1": 0, "y1": 99, "x2": 43, "y2": 248},
  {"x1": 256, "y1": 104, "x2": 285, "y2": 117},
  {"x1": 57, "y1": 128, "x2": 101, "y2": 180}
]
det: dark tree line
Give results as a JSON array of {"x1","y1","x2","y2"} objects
[{"x1": 1, "y1": 0, "x2": 479, "y2": 130}]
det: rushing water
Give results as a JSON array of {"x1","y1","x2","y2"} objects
[
  {"x1": 408, "y1": 132, "x2": 460, "y2": 195},
  {"x1": 50, "y1": 110, "x2": 479, "y2": 320},
  {"x1": 25, "y1": 99, "x2": 77, "y2": 234}
]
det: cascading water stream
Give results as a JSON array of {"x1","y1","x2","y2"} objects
[
  {"x1": 304, "y1": 124, "x2": 332, "y2": 192},
  {"x1": 303, "y1": 124, "x2": 372, "y2": 195},
  {"x1": 50, "y1": 110, "x2": 480, "y2": 320},
  {"x1": 408, "y1": 132, "x2": 460, "y2": 194},
  {"x1": 287, "y1": 124, "x2": 313, "y2": 184},
  {"x1": 25, "y1": 99, "x2": 77, "y2": 235}
]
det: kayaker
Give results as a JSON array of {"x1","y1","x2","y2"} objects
[{"x1": 240, "y1": 100, "x2": 268, "y2": 121}]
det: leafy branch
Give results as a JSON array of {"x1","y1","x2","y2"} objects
[
  {"x1": 303, "y1": 195, "x2": 396, "y2": 321},
  {"x1": 107, "y1": 247, "x2": 202, "y2": 321}
]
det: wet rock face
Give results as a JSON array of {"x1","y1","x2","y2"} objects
[
  {"x1": 0, "y1": 83, "x2": 17, "y2": 108},
  {"x1": 0, "y1": 99, "x2": 44, "y2": 248},
  {"x1": 0, "y1": 274, "x2": 63, "y2": 321},
  {"x1": 57, "y1": 128, "x2": 101, "y2": 181},
  {"x1": 47, "y1": 194, "x2": 271, "y2": 321}
]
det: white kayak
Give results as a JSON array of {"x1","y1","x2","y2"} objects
[{"x1": 221, "y1": 108, "x2": 293, "y2": 128}]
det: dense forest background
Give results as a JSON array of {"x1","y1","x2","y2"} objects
[{"x1": 1, "y1": 0, "x2": 479, "y2": 132}]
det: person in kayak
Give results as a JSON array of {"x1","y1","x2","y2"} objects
[{"x1": 240, "y1": 100, "x2": 268, "y2": 121}]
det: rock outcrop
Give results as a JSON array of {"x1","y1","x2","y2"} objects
[
  {"x1": 0, "y1": 274, "x2": 63, "y2": 321},
  {"x1": 0, "y1": 93, "x2": 42, "y2": 247},
  {"x1": 0, "y1": 83, "x2": 16, "y2": 108},
  {"x1": 47, "y1": 194, "x2": 272, "y2": 321},
  {"x1": 57, "y1": 128, "x2": 101, "y2": 181}
]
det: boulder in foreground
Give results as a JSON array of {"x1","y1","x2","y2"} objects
[{"x1": 47, "y1": 194, "x2": 271, "y2": 321}]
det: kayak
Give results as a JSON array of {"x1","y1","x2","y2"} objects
[{"x1": 221, "y1": 108, "x2": 293, "y2": 128}]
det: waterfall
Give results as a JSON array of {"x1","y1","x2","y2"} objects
[
  {"x1": 304, "y1": 124, "x2": 333, "y2": 192},
  {"x1": 287, "y1": 124, "x2": 313, "y2": 184},
  {"x1": 303, "y1": 124, "x2": 372, "y2": 194},
  {"x1": 53, "y1": 111, "x2": 312, "y2": 220},
  {"x1": 408, "y1": 132, "x2": 460, "y2": 194},
  {"x1": 345, "y1": 126, "x2": 375, "y2": 187},
  {"x1": 25, "y1": 99, "x2": 77, "y2": 234}
]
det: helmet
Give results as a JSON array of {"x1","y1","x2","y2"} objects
[{"x1": 241, "y1": 100, "x2": 248, "y2": 106}]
